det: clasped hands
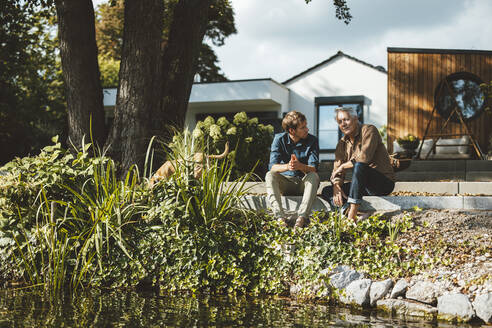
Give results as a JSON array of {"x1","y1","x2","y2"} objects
[{"x1": 288, "y1": 154, "x2": 303, "y2": 171}]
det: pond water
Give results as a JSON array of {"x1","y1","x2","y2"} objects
[{"x1": 0, "y1": 290, "x2": 482, "y2": 327}]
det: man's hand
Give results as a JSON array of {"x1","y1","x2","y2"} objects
[
  {"x1": 333, "y1": 183, "x2": 347, "y2": 206},
  {"x1": 288, "y1": 154, "x2": 303, "y2": 171},
  {"x1": 330, "y1": 163, "x2": 345, "y2": 182}
]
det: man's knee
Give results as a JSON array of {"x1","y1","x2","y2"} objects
[
  {"x1": 265, "y1": 171, "x2": 281, "y2": 185},
  {"x1": 304, "y1": 171, "x2": 320, "y2": 185},
  {"x1": 352, "y1": 162, "x2": 369, "y2": 175}
]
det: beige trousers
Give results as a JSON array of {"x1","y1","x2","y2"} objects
[{"x1": 265, "y1": 171, "x2": 320, "y2": 219}]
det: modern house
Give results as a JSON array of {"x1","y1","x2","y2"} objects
[{"x1": 103, "y1": 51, "x2": 387, "y2": 160}]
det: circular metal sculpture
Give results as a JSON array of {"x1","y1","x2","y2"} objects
[{"x1": 434, "y1": 72, "x2": 486, "y2": 123}]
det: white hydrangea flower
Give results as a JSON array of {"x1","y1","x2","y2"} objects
[
  {"x1": 226, "y1": 127, "x2": 237, "y2": 135},
  {"x1": 209, "y1": 124, "x2": 222, "y2": 140},
  {"x1": 233, "y1": 112, "x2": 248, "y2": 125},
  {"x1": 192, "y1": 128, "x2": 203, "y2": 139}
]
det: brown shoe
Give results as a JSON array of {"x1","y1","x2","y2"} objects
[{"x1": 294, "y1": 216, "x2": 308, "y2": 229}]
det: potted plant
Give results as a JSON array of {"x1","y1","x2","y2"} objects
[{"x1": 397, "y1": 134, "x2": 420, "y2": 157}]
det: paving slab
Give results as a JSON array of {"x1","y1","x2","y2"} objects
[
  {"x1": 361, "y1": 196, "x2": 464, "y2": 211},
  {"x1": 395, "y1": 172, "x2": 465, "y2": 181},
  {"x1": 393, "y1": 182, "x2": 458, "y2": 194},
  {"x1": 459, "y1": 182, "x2": 492, "y2": 195},
  {"x1": 465, "y1": 172, "x2": 492, "y2": 182},
  {"x1": 466, "y1": 160, "x2": 492, "y2": 171},
  {"x1": 463, "y1": 196, "x2": 492, "y2": 210},
  {"x1": 240, "y1": 195, "x2": 492, "y2": 212},
  {"x1": 241, "y1": 195, "x2": 331, "y2": 212},
  {"x1": 237, "y1": 181, "x2": 492, "y2": 196}
]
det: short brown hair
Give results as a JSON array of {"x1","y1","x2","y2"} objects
[{"x1": 282, "y1": 111, "x2": 306, "y2": 132}]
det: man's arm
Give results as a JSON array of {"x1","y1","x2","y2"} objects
[
  {"x1": 331, "y1": 141, "x2": 348, "y2": 206},
  {"x1": 302, "y1": 136, "x2": 319, "y2": 174},
  {"x1": 354, "y1": 125, "x2": 380, "y2": 163},
  {"x1": 268, "y1": 135, "x2": 289, "y2": 173},
  {"x1": 330, "y1": 142, "x2": 346, "y2": 185}
]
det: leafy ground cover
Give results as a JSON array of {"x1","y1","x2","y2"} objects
[{"x1": 1, "y1": 135, "x2": 489, "y2": 302}]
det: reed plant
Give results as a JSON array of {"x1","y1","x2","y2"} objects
[
  {"x1": 11, "y1": 137, "x2": 149, "y2": 296},
  {"x1": 155, "y1": 129, "x2": 256, "y2": 229}
]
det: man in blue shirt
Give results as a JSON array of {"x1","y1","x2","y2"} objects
[{"x1": 266, "y1": 111, "x2": 320, "y2": 228}]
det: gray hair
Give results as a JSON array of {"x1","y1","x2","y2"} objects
[{"x1": 334, "y1": 106, "x2": 358, "y2": 121}]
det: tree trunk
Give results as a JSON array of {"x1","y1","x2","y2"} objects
[
  {"x1": 157, "y1": 0, "x2": 213, "y2": 130},
  {"x1": 105, "y1": 0, "x2": 164, "y2": 173},
  {"x1": 55, "y1": 0, "x2": 106, "y2": 149}
]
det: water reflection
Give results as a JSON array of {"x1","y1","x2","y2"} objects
[{"x1": 0, "y1": 290, "x2": 483, "y2": 327}]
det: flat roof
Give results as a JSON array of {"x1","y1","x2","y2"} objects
[
  {"x1": 193, "y1": 78, "x2": 289, "y2": 90},
  {"x1": 387, "y1": 47, "x2": 492, "y2": 55}
]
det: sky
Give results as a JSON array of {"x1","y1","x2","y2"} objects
[
  {"x1": 209, "y1": 0, "x2": 492, "y2": 82},
  {"x1": 92, "y1": 0, "x2": 492, "y2": 83}
]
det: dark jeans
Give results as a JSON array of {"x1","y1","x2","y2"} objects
[{"x1": 321, "y1": 162, "x2": 395, "y2": 208}]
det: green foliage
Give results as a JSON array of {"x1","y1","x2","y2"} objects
[
  {"x1": 289, "y1": 212, "x2": 424, "y2": 298},
  {"x1": 192, "y1": 112, "x2": 274, "y2": 179},
  {"x1": 0, "y1": 137, "x2": 148, "y2": 293},
  {"x1": 0, "y1": 136, "x2": 95, "y2": 234},
  {"x1": 94, "y1": 0, "x2": 236, "y2": 82},
  {"x1": 139, "y1": 129, "x2": 288, "y2": 294},
  {"x1": 0, "y1": 1, "x2": 66, "y2": 165},
  {"x1": 397, "y1": 134, "x2": 420, "y2": 150},
  {"x1": 98, "y1": 55, "x2": 120, "y2": 88},
  {"x1": 0, "y1": 131, "x2": 431, "y2": 298}
]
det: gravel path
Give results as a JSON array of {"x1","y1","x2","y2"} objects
[{"x1": 378, "y1": 209, "x2": 492, "y2": 300}]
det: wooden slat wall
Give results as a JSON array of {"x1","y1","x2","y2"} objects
[{"x1": 387, "y1": 50, "x2": 492, "y2": 156}]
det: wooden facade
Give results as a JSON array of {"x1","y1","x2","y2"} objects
[{"x1": 387, "y1": 48, "x2": 492, "y2": 156}]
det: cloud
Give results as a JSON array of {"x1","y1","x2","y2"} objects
[{"x1": 213, "y1": 0, "x2": 492, "y2": 82}]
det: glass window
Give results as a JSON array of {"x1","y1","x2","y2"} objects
[
  {"x1": 435, "y1": 72, "x2": 485, "y2": 122},
  {"x1": 317, "y1": 101, "x2": 363, "y2": 151}
]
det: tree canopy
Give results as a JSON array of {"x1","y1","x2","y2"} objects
[
  {"x1": 0, "y1": 1, "x2": 66, "y2": 164},
  {"x1": 95, "y1": 0, "x2": 236, "y2": 86}
]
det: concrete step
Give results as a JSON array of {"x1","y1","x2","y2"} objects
[
  {"x1": 240, "y1": 195, "x2": 492, "y2": 212},
  {"x1": 317, "y1": 160, "x2": 492, "y2": 181},
  {"x1": 240, "y1": 181, "x2": 492, "y2": 195}
]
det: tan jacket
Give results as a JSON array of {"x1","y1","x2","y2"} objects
[{"x1": 333, "y1": 124, "x2": 395, "y2": 184}]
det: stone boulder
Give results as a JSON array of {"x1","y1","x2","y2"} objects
[
  {"x1": 329, "y1": 267, "x2": 364, "y2": 290},
  {"x1": 369, "y1": 279, "x2": 393, "y2": 306},
  {"x1": 473, "y1": 293, "x2": 492, "y2": 323},
  {"x1": 390, "y1": 279, "x2": 409, "y2": 298},
  {"x1": 437, "y1": 293, "x2": 475, "y2": 323},
  {"x1": 377, "y1": 299, "x2": 437, "y2": 320},
  {"x1": 340, "y1": 279, "x2": 372, "y2": 307},
  {"x1": 406, "y1": 280, "x2": 440, "y2": 305}
]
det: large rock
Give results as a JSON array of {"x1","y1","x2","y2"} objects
[
  {"x1": 369, "y1": 279, "x2": 393, "y2": 306},
  {"x1": 377, "y1": 299, "x2": 437, "y2": 320},
  {"x1": 390, "y1": 279, "x2": 409, "y2": 298},
  {"x1": 406, "y1": 281, "x2": 440, "y2": 305},
  {"x1": 473, "y1": 293, "x2": 492, "y2": 323},
  {"x1": 340, "y1": 279, "x2": 372, "y2": 307},
  {"x1": 437, "y1": 293, "x2": 475, "y2": 323},
  {"x1": 329, "y1": 267, "x2": 364, "y2": 290}
]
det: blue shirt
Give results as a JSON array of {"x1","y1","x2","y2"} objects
[{"x1": 268, "y1": 132, "x2": 319, "y2": 177}]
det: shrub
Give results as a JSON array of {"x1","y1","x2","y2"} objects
[
  {"x1": 396, "y1": 134, "x2": 420, "y2": 150},
  {"x1": 0, "y1": 137, "x2": 148, "y2": 292},
  {"x1": 192, "y1": 112, "x2": 274, "y2": 179}
]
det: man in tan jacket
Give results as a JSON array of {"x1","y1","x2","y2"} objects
[{"x1": 321, "y1": 107, "x2": 395, "y2": 222}]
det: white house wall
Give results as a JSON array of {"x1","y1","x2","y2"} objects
[
  {"x1": 185, "y1": 79, "x2": 289, "y2": 128},
  {"x1": 285, "y1": 56, "x2": 387, "y2": 132}
]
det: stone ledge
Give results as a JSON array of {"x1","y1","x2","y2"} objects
[
  {"x1": 240, "y1": 195, "x2": 492, "y2": 211},
  {"x1": 239, "y1": 181, "x2": 492, "y2": 195}
]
